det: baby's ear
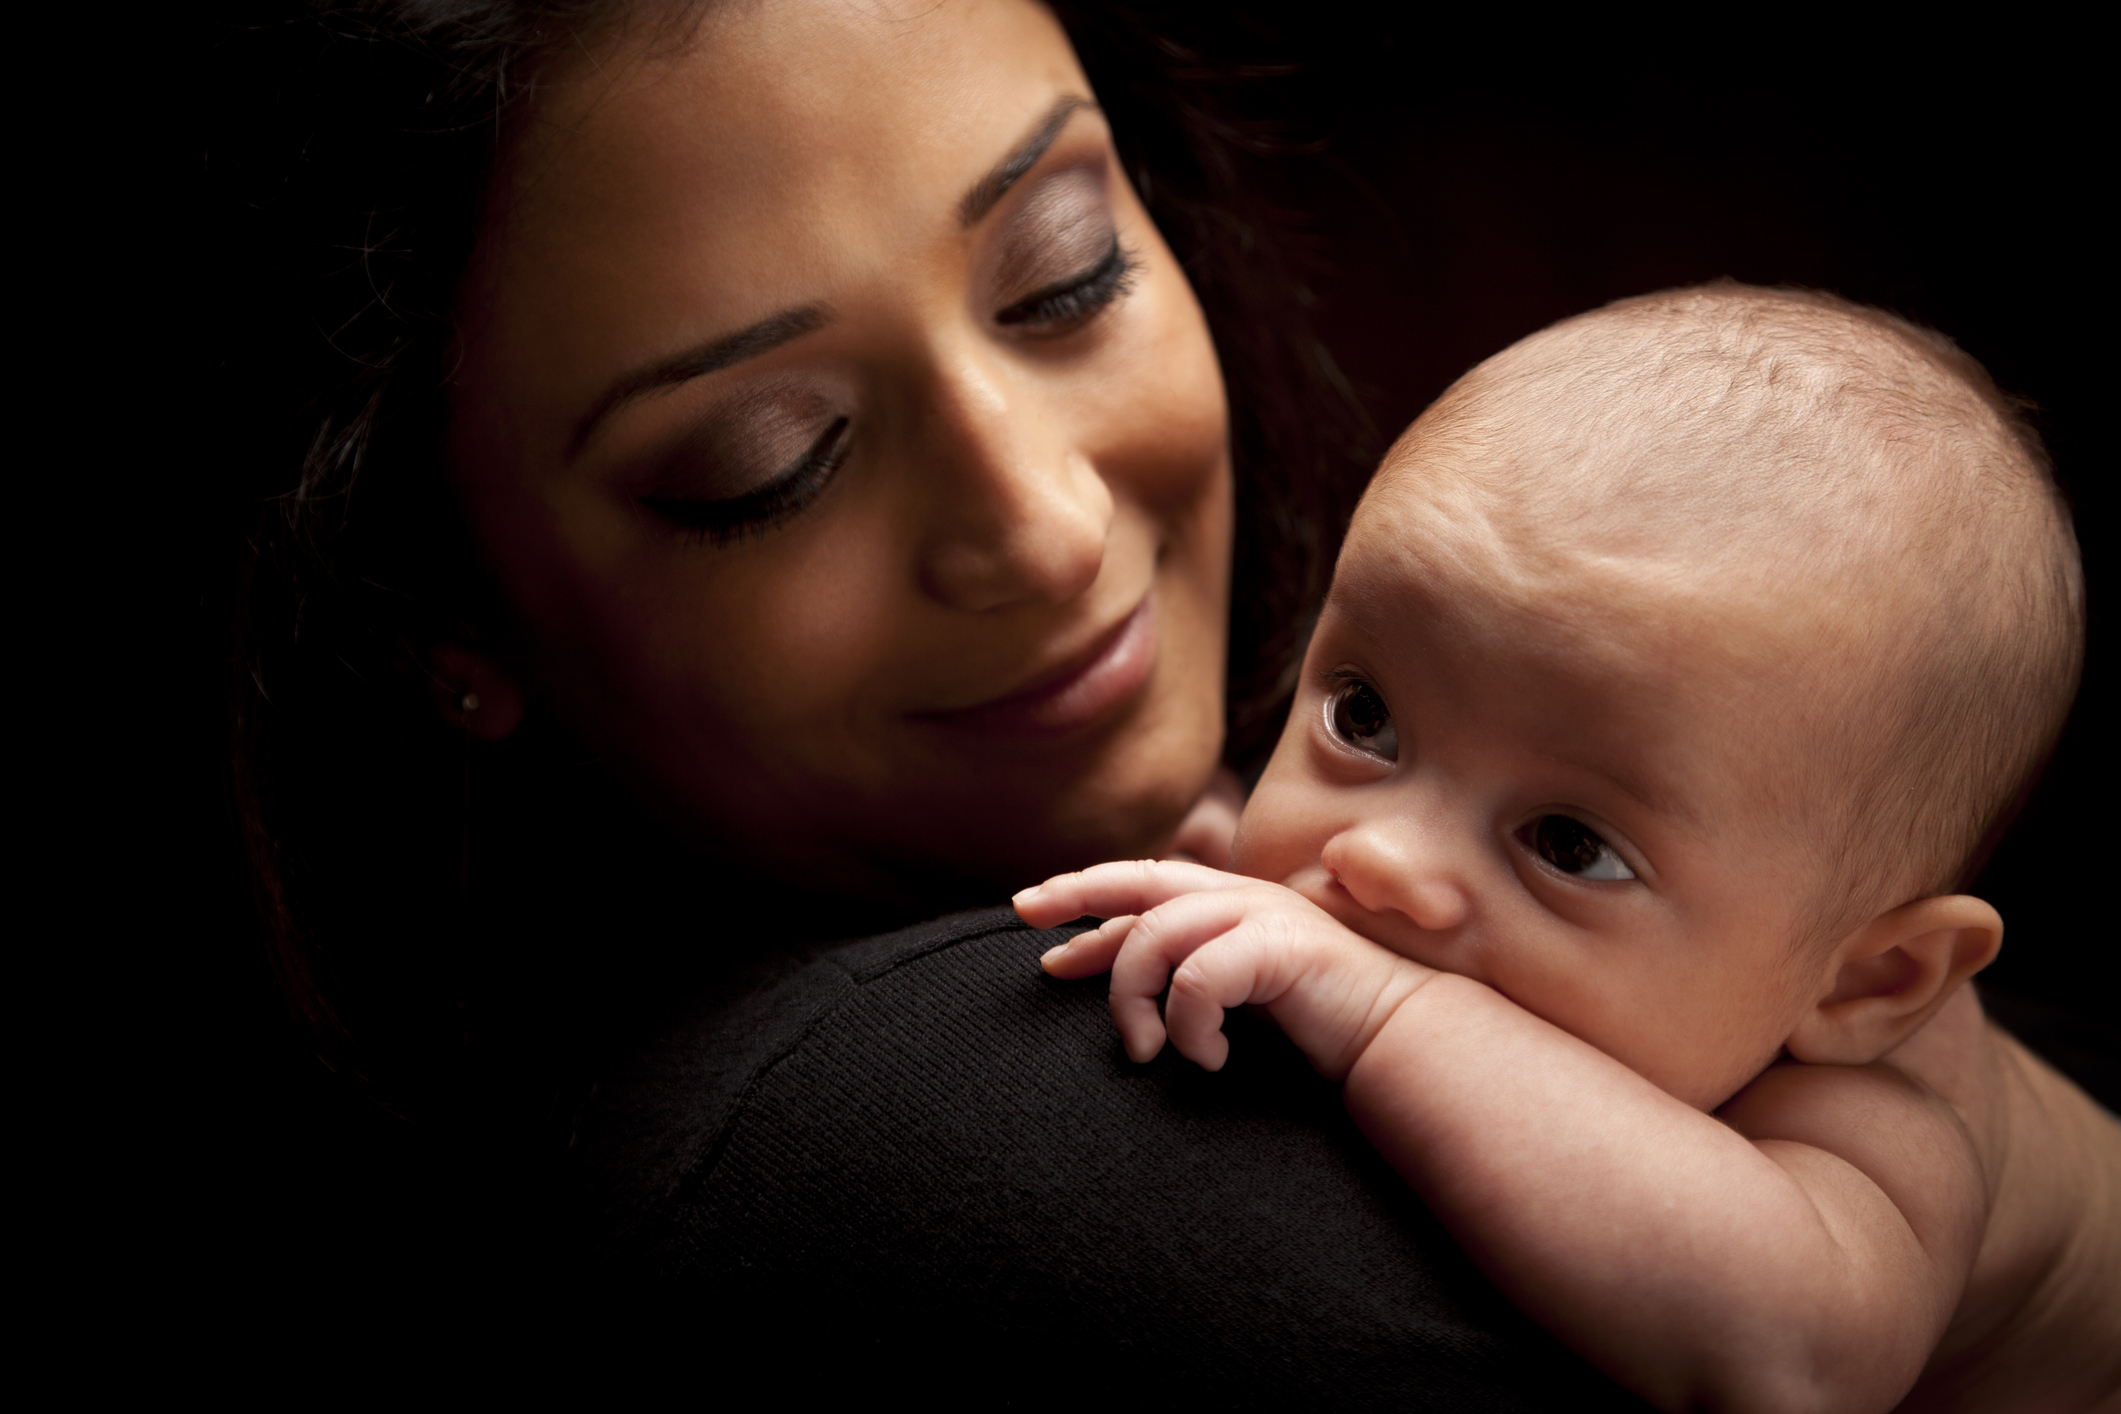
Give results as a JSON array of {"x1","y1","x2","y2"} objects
[
  {"x1": 427, "y1": 643, "x2": 525, "y2": 741},
  {"x1": 1785, "y1": 895, "x2": 2002, "y2": 1067}
]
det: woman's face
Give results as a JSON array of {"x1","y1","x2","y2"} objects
[{"x1": 447, "y1": 0, "x2": 1232, "y2": 905}]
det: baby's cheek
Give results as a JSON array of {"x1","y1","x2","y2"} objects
[
  {"x1": 1226, "y1": 809, "x2": 1274, "y2": 880},
  {"x1": 1641, "y1": 991, "x2": 1806, "y2": 1112},
  {"x1": 1230, "y1": 787, "x2": 1320, "y2": 887}
]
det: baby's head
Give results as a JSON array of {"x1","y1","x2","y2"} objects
[{"x1": 1236, "y1": 284, "x2": 2082, "y2": 1109}]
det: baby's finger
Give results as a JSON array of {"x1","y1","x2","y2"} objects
[
  {"x1": 1112, "y1": 993, "x2": 1169, "y2": 1064},
  {"x1": 1107, "y1": 889, "x2": 1259, "y2": 1064},
  {"x1": 1158, "y1": 910, "x2": 1324, "y2": 1072},
  {"x1": 1162, "y1": 947, "x2": 1258, "y2": 1073},
  {"x1": 1012, "y1": 858, "x2": 1251, "y2": 929},
  {"x1": 1039, "y1": 915, "x2": 1137, "y2": 979}
]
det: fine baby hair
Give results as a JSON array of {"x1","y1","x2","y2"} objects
[{"x1": 1384, "y1": 282, "x2": 2083, "y2": 940}]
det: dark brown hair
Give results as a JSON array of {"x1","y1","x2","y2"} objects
[{"x1": 212, "y1": 1, "x2": 1371, "y2": 1119}]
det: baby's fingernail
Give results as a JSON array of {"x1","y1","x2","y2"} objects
[
  {"x1": 1038, "y1": 942, "x2": 1073, "y2": 973},
  {"x1": 1013, "y1": 884, "x2": 1044, "y2": 907}
]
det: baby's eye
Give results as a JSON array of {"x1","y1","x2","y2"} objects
[
  {"x1": 1326, "y1": 679, "x2": 1398, "y2": 760},
  {"x1": 1523, "y1": 815, "x2": 1635, "y2": 881}
]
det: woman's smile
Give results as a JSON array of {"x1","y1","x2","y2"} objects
[
  {"x1": 914, "y1": 592, "x2": 1158, "y2": 739},
  {"x1": 442, "y1": 0, "x2": 1233, "y2": 898}
]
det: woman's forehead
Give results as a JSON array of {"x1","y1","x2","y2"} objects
[
  {"x1": 493, "y1": 0, "x2": 1091, "y2": 264},
  {"x1": 451, "y1": 0, "x2": 1102, "y2": 476}
]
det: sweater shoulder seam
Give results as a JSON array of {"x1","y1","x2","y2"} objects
[{"x1": 667, "y1": 910, "x2": 1059, "y2": 1207}]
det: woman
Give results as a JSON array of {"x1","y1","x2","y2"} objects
[{"x1": 221, "y1": 0, "x2": 1638, "y2": 1400}]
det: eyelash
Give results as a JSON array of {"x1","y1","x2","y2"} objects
[
  {"x1": 637, "y1": 241, "x2": 1133, "y2": 545},
  {"x1": 995, "y1": 238, "x2": 1140, "y2": 330},
  {"x1": 642, "y1": 415, "x2": 853, "y2": 546},
  {"x1": 1314, "y1": 669, "x2": 1401, "y2": 777},
  {"x1": 1517, "y1": 813, "x2": 1638, "y2": 884}
]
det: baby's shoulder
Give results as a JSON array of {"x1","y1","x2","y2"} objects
[
  {"x1": 1716, "y1": 989, "x2": 1998, "y2": 1246},
  {"x1": 1719, "y1": 1051, "x2": 1979, "y2": 1175},
  {"x1": 1905, "y1": 1012, "x2": 2121, "y2": 1406},
  {"x1": 1724, "y1": 985, "x2": 2000, "y2": 1150}
]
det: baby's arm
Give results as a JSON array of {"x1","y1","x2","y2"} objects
[{"x1": 1018, "y1": 863, "x2": 1989, "y2": 1414}]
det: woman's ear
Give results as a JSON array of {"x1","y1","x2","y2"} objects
[
  {"x1": 1785, "y1": 894, "x2": 2002, "y2": 1067},
  {"x1": 427, "y1": 643, "x2": 525, "y2": 740}
]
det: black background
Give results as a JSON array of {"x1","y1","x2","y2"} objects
[{"x1": 137, "y1": 8, "x2": 2110, "y2": 1330}]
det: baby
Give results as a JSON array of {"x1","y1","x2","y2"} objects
[{"x1": 1015, "y1": 286, "x2": 2120, "y2": 1412}]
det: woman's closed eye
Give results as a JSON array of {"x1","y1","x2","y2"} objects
[
  {"x1": 642, "y1": 383, "x2": 855, "y2": 546},
  {"x1": 988, "y1": 159, "x2": 1139, "y2": 335},
  {"x1": 1520, "y1": 815, "x2": 1636, "y2": 881},
  {"x1": 996, "y1": 236, "x2": 1139, "y2": 332},
  {"x1": 1325, "y1": 676, "x2": 1398, "y2": 760}
]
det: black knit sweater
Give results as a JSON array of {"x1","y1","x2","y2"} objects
[{"x1": 570, "y1": 906, "x2": 1648, "y2": 1407}]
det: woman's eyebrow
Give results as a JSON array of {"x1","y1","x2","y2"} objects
[
  {"x1": 959, "y1": 95, "x2": 1094, "y2": 227},
  {"x1": 570, "y1": 303, "x2": 831, "y2": 461},
  {"x1": 569, "y1": 97, "x2": 1093, "y2": 462}
]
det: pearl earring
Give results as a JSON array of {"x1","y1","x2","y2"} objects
[{"x1": 459, "y1": 691, "x2": 480, "y2": 715}]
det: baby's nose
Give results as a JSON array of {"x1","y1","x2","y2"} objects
[{"x1": 1322, "y1": 821, "x2": 1470, "y2": 933}]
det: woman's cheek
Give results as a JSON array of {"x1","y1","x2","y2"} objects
[
  {"x1": 651, "y1": 509, "x2": 907, "y2": 742},
  {"x1": 1092, "y1": 226, "x2": 1227, "y2": 513}
]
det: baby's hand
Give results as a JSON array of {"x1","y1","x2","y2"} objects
[{"x1": 1015, "y1": 860, "x2": 1436, "y2": 1080}]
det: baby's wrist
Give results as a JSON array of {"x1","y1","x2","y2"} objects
[
  {"x1": 1314, "y1": 953, "x2": 1443, "y2": 1083},
  {"x1": 1338, "y1": 964, "x2": 1465, "y2": 1089}
]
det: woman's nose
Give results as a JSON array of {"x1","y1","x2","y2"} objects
[
  {"x1": 1320, "y1": 819, "x2": 1471, "y2": 933},
  {"x1": 912, "y1": 352, "x2": 1113, "y2": 612}
]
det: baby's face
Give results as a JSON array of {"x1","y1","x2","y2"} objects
[{"x1": 1236, "y1": 472, "x2": 1844, "y2": 1110}]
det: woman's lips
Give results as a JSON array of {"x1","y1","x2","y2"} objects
[{"x1": 916, "y1": 595, "x2": 1157, "y2": 737}]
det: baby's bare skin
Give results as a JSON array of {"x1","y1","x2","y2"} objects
[
  {"x1": 1899, "y1": 1008, "x2": 2121, "y2": 1410},
  {"x1": 1022, "y1": 864, "x2": 2121, "y2": 1410},
  {"x1": 1017, "y1": 289, "x2": 2117, "y2": 1411}
]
